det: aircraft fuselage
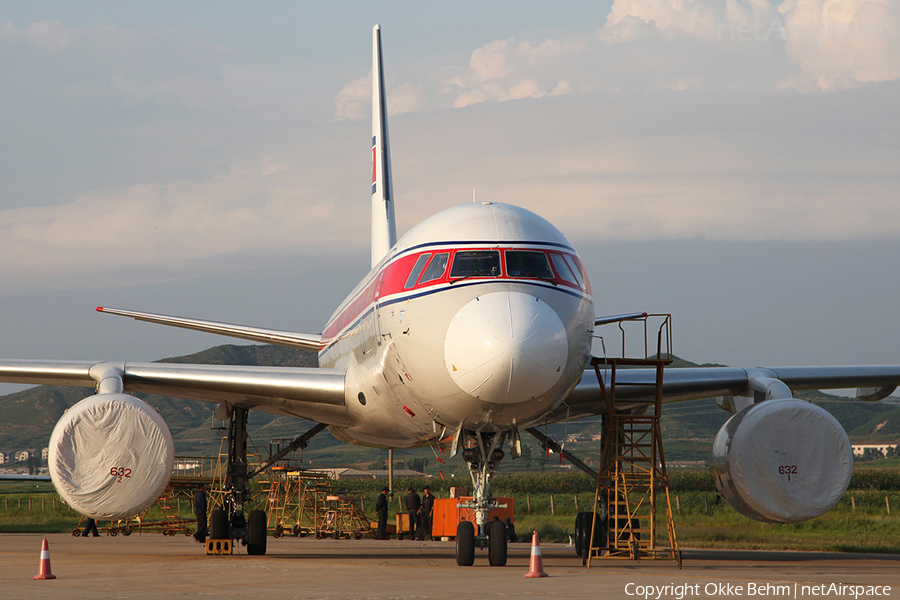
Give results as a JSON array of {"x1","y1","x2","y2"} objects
[{"x1": 319, "y1": 202, "x2": 595, "y2": 447}]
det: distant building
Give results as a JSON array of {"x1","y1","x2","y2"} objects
[
  {"x1": 15, "y1": 450, "x2": 35, "y2": 462},
  {"x1": 0, "y1": 451, "x2": 11, "y2": 464},
  {"x1": 852, "y1": 444, "x2": 898, "y2": 457},
  {"x1": 41, "y1": 447, "x2": 49, "y2": 460},
  {"x1": 307, "y1": 468, "x2": 432, "y2": 480}
]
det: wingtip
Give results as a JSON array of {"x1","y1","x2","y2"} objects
[
  {"x1": 373, "y1": 24, "x2": 381, "y2": 31},
  {"x1": 96, "y1": 306, "x2": 104, "y2": 312}
]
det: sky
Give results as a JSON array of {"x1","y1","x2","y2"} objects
[{"x1": 1, "y1": 1, "x2": 899, "y2": 396}]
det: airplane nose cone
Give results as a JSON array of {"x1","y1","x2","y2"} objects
[{"x1": 444, "y1": 291, "x2": 568, "y2": 404}]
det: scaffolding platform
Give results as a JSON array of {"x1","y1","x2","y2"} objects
[
  {"x1": 265, "y1": 469, "x2": 332, "y2": 537},
  {"x1": 315, "y1": 494, "x2": 373, "y2": 540},
  {"x1": 586, "y1": 314, "x2": 681, "y2": 567}
]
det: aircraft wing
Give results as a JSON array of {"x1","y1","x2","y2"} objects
[
  {"x1": 0, "y1": 474, "x2": 52, "y2": 482},
  {"x1": 554, "y1": 364, "x2": 900, "y2": 421},
  {"x1": 0, "y1": 360, "x2": 349, "y2": 425},
  {"x1": 96, "y1": 307, "x2": 324, "y2": 352}
]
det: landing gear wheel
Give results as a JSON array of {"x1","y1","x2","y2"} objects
[
  {"x1": 574, "y1": 512, "x2": 588, "y2": 557},
  {"x1": 291, "y1": 524, "x2": 301, "y2": 536},
  {"x1": 455, "y1": 521, "x2": 475, "y2": 566},
  {"x1": 274, "y1": 524, "x2": 284, "y2": 538},
  {"x1": 247, "y1": 510, "x2": 267, "y2": 555},
  {"x1": 488, "y1": 520, "x2": 508, "y2": 566},
  {"x1": 582, "y1": 513, "x2": 609, "y2": 564},
  {"x1": 210, "y1": 509, "x2": 228, "y2": 541}
]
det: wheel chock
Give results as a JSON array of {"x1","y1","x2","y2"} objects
[{"x1": 205, "y1": 539, "x2": 232, "y2": 555}]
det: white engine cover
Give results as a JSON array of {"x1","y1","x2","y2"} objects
[
  {"x1": 49, "y1": 393, "x2": 174, "y2": 520},
  {"x1": 711, "y1": 398, "x2": 852, "y2": 524}
]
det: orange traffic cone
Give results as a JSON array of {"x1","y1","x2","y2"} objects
[
  {"x1": 524, "y1": 530, "x2": 548, "y2": 578},
  {"x1": 34, "y1": 537, "x2": 56, "y2": 580}
]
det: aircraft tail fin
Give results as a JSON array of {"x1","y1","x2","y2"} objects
[{"x1": 371, "y1": 24, "x2": 397, "y2": 269}]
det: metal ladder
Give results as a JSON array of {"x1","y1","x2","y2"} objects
[{"x1": 586, "y1": 315, "x2": 681, "y2": 567}]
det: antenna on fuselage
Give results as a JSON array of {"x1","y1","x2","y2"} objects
[{"x1": 371, "y1": 25, "x2": 397, "y2": 269}]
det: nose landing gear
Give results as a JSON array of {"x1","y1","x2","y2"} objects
[{"x1": 455, "y1": 431, "x2": 509, "y2": 567}]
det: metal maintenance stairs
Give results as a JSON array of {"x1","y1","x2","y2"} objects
[{"x1": 585, "y1": 315, "x2": 681, "y2": 568}]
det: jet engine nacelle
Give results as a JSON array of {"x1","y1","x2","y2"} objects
[
  {"x1": 711, "y1": 398, "x2": 852, "y2": 524},
  {"x1": 49, "y1": 393, "x2": 174, "y2": 520}
]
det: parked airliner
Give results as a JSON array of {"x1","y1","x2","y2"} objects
[{"x1": 2, "y1": 26, "x2": 900, "y2": 566}]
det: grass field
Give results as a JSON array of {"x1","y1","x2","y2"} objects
[{"x1": 5, "y1": 488, "x2": 899, "y2": 553}]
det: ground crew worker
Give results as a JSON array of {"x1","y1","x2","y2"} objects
[
  {"x1": 419, "y1": 486, "x2": 434, "y2": 540},
  {"x1": 404, "y1": 487, "x2": 421, "y2": 540},
  {"x1": 375, "y1": 487, "x2": 389, "y2": 540},
  {"x1": 82, "y1": 517, "x2": 99, "y2": 537},
  {"x1": 193, "y1": 483, "x2": 208, "y2": 542},
  {"x1": 504, "y1": 516, "x2": 517, "y2": 543}
]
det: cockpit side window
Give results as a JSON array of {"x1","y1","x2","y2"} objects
[
  {"x1": 450, "y1": 250, "x2": 501, "y2": 278},
  {"x1": 562, "y1": 254, "x2": 585, "y2": 289},
  {"x1": 506, "y1": 250, "x2": 553, "y2": 279},
  {"x1": 419, "y1": 252, "x2": 450, "y2": 284},
  {"x1": 404, "y1": 253, "x2": 432, "y2": 289},
  {"x1": 551, "y1": 253, "x2": 578, "y2": 285}
]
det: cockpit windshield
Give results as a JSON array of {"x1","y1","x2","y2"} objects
[
  {"x1": 450, "y1": 250, "x2": 501, "y2": 278},
  {"x1": 505, "y1": 250, "x2": 553, "y2": 279}
]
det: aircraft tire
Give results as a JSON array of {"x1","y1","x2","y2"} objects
[
  {"x1": 247, "y1": 510, "x2": 267, "y2": 555},
  {"x1": 210, "y1": 509, "x2": 228, "y2": 540},
  {"x1": 456, "y1": 521, "x2": 475, "y2": 566},
  {"x1": 574, "y1": 512, "x2": 588, "y2": 556},
  {"x1": 488, "y1": 520, "x2": 508, "y2": 566}
]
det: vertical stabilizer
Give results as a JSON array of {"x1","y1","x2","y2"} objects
[{"x1": 371, "y1": 25, "x2": 397, "y2": 268}]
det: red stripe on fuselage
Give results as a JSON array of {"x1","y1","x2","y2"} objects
[{"x1": 320, "y1": 245, "x2": 591, "y2": 345}]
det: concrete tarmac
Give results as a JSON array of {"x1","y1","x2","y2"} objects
[{"x1": 2, "y1": 533, "x2": 899, "y2": 600}]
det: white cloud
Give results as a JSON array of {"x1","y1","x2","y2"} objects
[
  {"x1": 448, "y1": 37, "x2": 585, "y2": 107},
  {"x1": 388, "y1": 82, "x2": 427, "y2": 115},
  {"x1": 335, "y1": 77, "x2": 427, "y2": 120},
  {"x1": 337, "y1": 35, "x2": 586, "y2": 116},
  {"x1": 778, "y1": 0, "x2": 900, "y2": 90},
  {"x1": 0, "y1": 21, "x2": 74, "y2": 50},
  {"x1": 605, "y1": 0, "x2": 723, "y2": 38},
  {"x1": 469, "y1": 38, "x2": 517, "y2": 81},
  {"x1": 0, "y1": 159, "x2": 360, "y2": 285},
  {"x1": 601, "y1": 0, "x2": 900, "y2": 91},
  {"x1": 335, "y1": 75, "x2": 369, "y2": 120}
]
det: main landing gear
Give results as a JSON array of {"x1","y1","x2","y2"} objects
[
  {"x1": 212, "y1": 406, "x2": 324, "y2": 556},
  {"x1": 455, "y1": 430, "x2": 509, "y2": 567}
]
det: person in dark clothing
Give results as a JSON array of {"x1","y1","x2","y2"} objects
[
  {"x1": 375, "y1": 487, "x2": 389, "y2": 540},
  {"x1": 504, "y1": 516, "x2": 517, "y2": 543},
  {"x1": 82, "y1": 517, "x2": 100, "y2": 537},
  {"x1": 404, "y1": 487, "x2": 421, "y2": 540},
  {"x1": 418, "y1": 486, "x2": 434, "y2": 540},
  {"x1": 193, "y1": 483, "x2": 208, "y2": 543}
]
